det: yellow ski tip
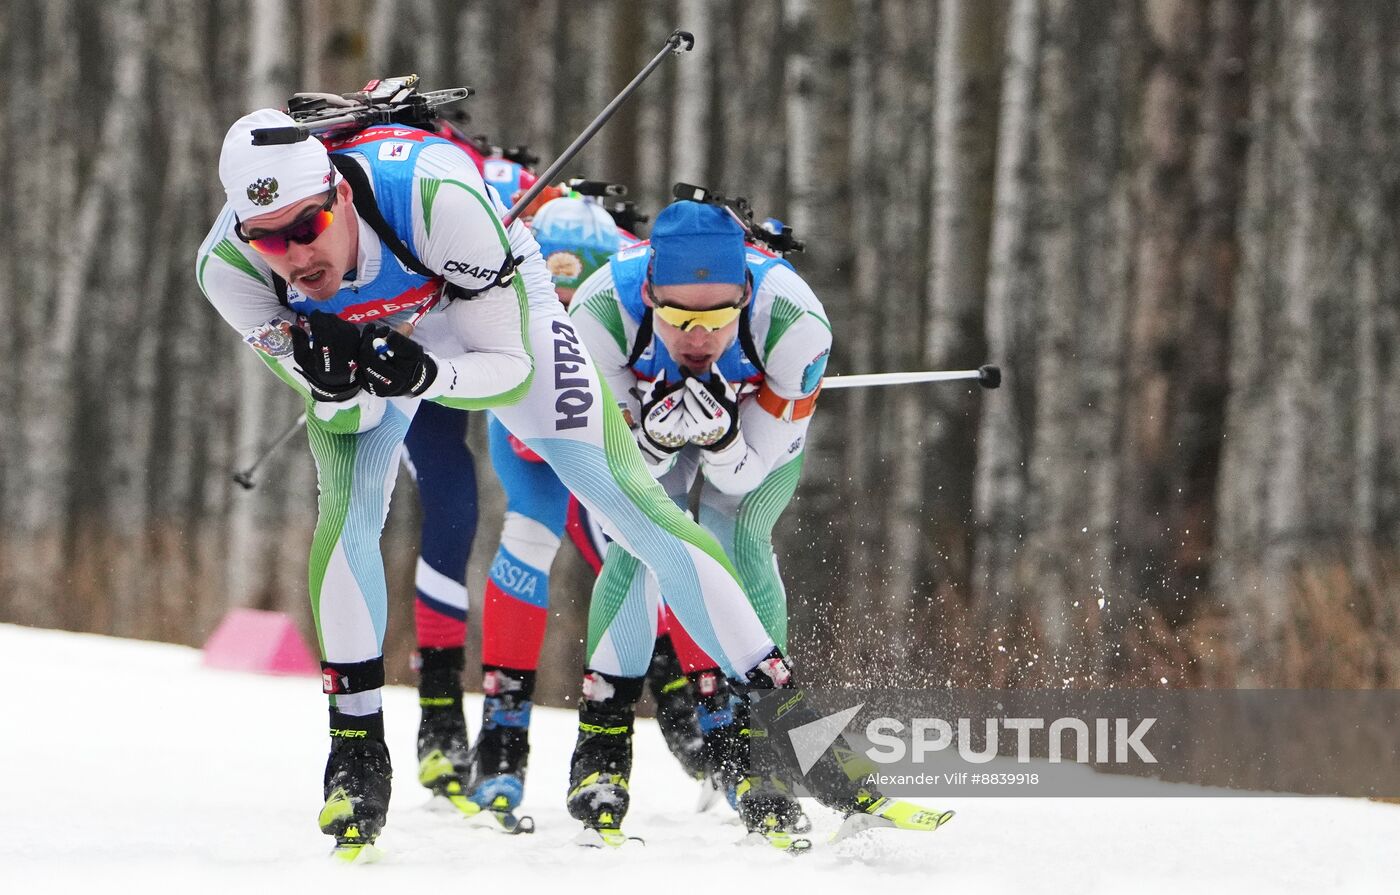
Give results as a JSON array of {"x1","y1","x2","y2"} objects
[{"x1": 329, "y1": 841, "x2": 383, "y2": 865}]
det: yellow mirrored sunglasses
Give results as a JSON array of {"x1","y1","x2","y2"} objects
[
  {"x1": 646, "y1": 274, "x2": 749, "y2": 332},
  {"x1": 651, "y1": 303, "x2": 744, "y2": 332}
]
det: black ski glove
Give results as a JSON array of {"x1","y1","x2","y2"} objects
[
  {"x1": 356, "y1": 323, "x2": 438, "y2": 398},
  {"x1": 288, "y1": 311, "x2": 361, "y2": 402}
]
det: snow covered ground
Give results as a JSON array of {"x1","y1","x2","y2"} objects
[{"x1": 2, "y1": 622, "x2": 1396, "y2": 893}]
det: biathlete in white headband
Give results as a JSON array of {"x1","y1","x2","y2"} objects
[{"x1": 197, "y1": 109, "x2": 791, "y2": 854}]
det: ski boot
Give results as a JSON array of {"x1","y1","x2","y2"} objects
[
  {"x1": 688, "y1": 667, "x2": 750, "y2": 813},
  {"x1": 567, "y1": 671, "x2": 644, "y2": 848},
  {"x1": 736, "y1": 774, "x2": 813, "y2": 853},
  {"x1": 741, "y1": 650, "x2": 954, "y2": 845},
  {"x1": 465, "y1": 666, "x2": 536, "y2": 833},
  {"x1": 320, "y1": 709, "x2": 392, "y2": 862},
  {"x1": 414, "y1": 647, "x2": 473, "y2": 810},
  {"x1": 720, "y1": 669, "x2": 812, "y2": 852},
  {"x1": 646, "y1": 636, "x2": 715, "y2": 808}
]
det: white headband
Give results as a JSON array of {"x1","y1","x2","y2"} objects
[{"x1": 219, "y1": 108, "x2": 336, "y2": 220}]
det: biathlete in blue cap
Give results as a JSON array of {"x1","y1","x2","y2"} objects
[
  {"x1": 566, "y1": 199, "x2": 954, "y2": 847},
  {"x1": 464, "y1": 193, "x2": 724, "y2": 821}
]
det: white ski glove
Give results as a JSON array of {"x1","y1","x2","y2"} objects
[
  {"x1": 683, "y1": 367, "x2": 741, "y2": 451},
  {"x1": 635, "y1": 374, "x2": 692, "y2": 468}
]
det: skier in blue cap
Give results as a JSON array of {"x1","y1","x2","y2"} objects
[{"x1": 565, "y1": 198, "x2": 954, "y2": 849}]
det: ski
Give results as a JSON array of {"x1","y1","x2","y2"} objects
[
  {"x1": 473, "y1": 807, "x2": 536, "y2": 835},
  {"x1": 325, "y1": 819, "x2": 383, "y2": 865},
  {"x1": 435, "y1": 789, "x2": 536, "y2": 835},
  {"x1": 739, "y1": 805, "x2": 813, "y2": 854},
  {"x1": 742, "y1": 829, "x2": 813, "y2": 854},
  {"x1": 462, "y1": 799, "x2": 537, "y2": 835},
  {"x1": 831, "y1": 802, "x2": 955, "y2": 843},
  {"x1": 329, "y1": 840, "x2": 384, "y2": 864},
  {"x1": 572, "y1": 826, "x2": 644, "y2": 848}
]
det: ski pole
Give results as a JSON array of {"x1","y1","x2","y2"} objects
[
  {"x1": 231, "y1": 413, "x2": 307, "y2": 490},
  {"x1": 401, "y1": 29, "x2": 695, "y2": 331},
  {"x1": 819, "y1": 364, "x2": 1002, "y2": 390},
  {"x1": 231, "y1": 367, "x2": 997, "y2": 489},
  {"x1": 507, "y1": 29, "x2": 694, "y2": 224}
]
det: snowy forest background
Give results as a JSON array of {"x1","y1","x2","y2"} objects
[{"x1": 2, "y1": 0, "x2": 1399, "y2": 705}]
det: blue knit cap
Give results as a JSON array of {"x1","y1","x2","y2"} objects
[{"x1": 649, "y1": 201, "x2": 747, "y2": 286}]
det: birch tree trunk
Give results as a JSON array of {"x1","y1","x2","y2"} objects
[
  {"x1": 671, "y1": 0, "x2": 715, "y2": 184},
  {"x1": 878, "y1": 1, "x2": 940, "y2": 661},
  {"x1": 635, "y1": 11, "x2": 678, "y2": 205},
  {"x1": 1, "y1": 0, "x2": 81, "y2": 628},
  {"x1": 1024, "y1": 0, "x2": 1089, "y2": 661},
  {"x1": 1165, "y1": 0, "x2": 1252, "y2": 623},
  {"x1": 1217, "y1": 1, "x2": 1318, "y2": 679},
  {"x1": 456, "y1": 3, "x2": 497, "y2": 135},
  {"x1": 95, "y1": 0, "x2": 155, "y2": 638},
  {"x1": 972, "y1": 0, "x2": 1041, "y2": 638},
  {"x1": 1118, "y1": 0, "x2": 1202, "y2": 617},
  {"x1": 1022, "y1": 0, "x2": 1133, "y2": 677},
  {"x1": 781, "y1": 0, "x2": 817, "y2": 230},
  {"x1": 0, "y1": 10, "x2": 13, "y2": 562},
  {"x1": 24, "y1": 0, "x2": 143, "y2": 634},
  {"x1": 225, "y1": 0, "x2": 293, "y2": 615},
  {"x1": 917, "y1": 0, "x2": 1000, "y2": 602},
  {"x1": 1216, "y1": 1, "x2": 1399, "y2": 683},
  {"x1": 839, "y1": 0, "x2": 885, "y2": 641},
  {"x1": 1365, "y1": 4, "x2": 1400, "y2": 557}
]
